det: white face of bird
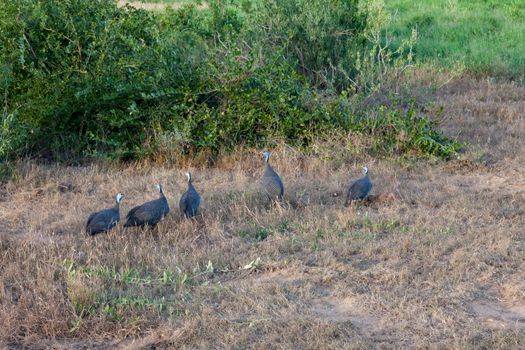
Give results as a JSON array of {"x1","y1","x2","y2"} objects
[
  {"x1": 262, "y1": 151, "x2": 270, "y2": 163},
  {"x1": 116, "y1": 193, "x2": 123, "y2": 204},
  {"x1": 156, "y1": 184, "x2": 162, "y2": 192},
  {"x1": 362, "y1": 166, "x2": 369, "y2": 175},
  {"x1": 186, "y1": 172, "x2": 192, "y2": 182}
]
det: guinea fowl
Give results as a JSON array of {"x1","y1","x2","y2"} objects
[
  {"x1": 260, "y1": 150, "x2": 284, "y2": 201},
  {"x1": 124, "y1": 184, "x2": 170, "y2": 227},
  {"x1": 345, "y1": 166, "x2": 373, "y2": 206},
  {"x1": 179, "y1": 172, "x2": 201, "y2": 218},
  {"x1": 86, "y1": 193, "x2": 123, "y2": 235}
]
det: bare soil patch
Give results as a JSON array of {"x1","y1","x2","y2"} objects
[
  {"x1": 471, "y1": 299, "x2": 525, "y2": 330},
  {"x1": 310, "y1": 295, "x2": 383, "y2": 334},
  {"x1": 470, "y1": 282, "x2": 525, "y2": 331}
]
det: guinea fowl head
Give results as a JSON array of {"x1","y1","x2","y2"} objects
[
  {"x1": 186, "y1": 172, "x2": 192, "y2": 183},
  {"x1": 262, "y1": 150, "x2": 270, "y2": 163},
  {"x1": 156, "y1": 184, "x2": 163, "y2": 195},
  {"x1": 362, "y1": 166, "x2": 369, "y2": 175},
  {"x1": 115, "y1": 193, "x2": 123, "y2": 205}
]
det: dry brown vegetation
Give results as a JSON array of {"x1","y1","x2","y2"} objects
[{"x1": 1, "y1": 75, "x2": 525, "y2": 349}]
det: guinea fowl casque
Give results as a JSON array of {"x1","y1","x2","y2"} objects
[
  {"x1": 260, "y1": 150, "x2": 284, "y2": 201},
  {"x1": 86, "y1": 193, "x2": 123, "y2": 235},
  {"x1": 124, "y1": 184, "x2": 170, "y2": 227},
  {"x1": 179, "y1": 172, "x2": 201, "y2": 218},
  {"x1": 345, "y1": 166, "x2": 373, "y2": 206}
]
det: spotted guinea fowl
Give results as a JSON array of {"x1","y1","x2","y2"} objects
[
  {"x1": 179, "y1": 172, "x2": 201, "y2": 218},
  {"x1": 124, "y1": 184, "x2": 170, "y2": 227},
  {"x1": 260, "y1": 150, "x2": 284, "y2": 201},
  {"x1": 86, "y1": 193, "x2": 123, "y2": 235},
  {"x1": 345, "y1": 166, "x2": 373, "y2": 206}
]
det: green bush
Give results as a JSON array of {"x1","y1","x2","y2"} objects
[
  {"x1": 0, "y1": 0, "x2": 460, "y2": 165},
  {"x1": 246, "y1": 0, "x2": 368, "y2": 90},
  {"x1": 1, "y1": 0, "x2": 172, "y2": 160}
]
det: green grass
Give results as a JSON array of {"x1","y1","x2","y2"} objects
[
  {"x1": 135, "y1": 0, "x2": 199, "y2": 3},
  {"x1": 384, "y1": 0, "x2": 525, "y2": 79}
]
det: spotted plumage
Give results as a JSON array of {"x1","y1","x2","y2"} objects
[
  {"x1": 260, "y1": 150, "x2": 284, "y2": 201},
  {"x1": 124, "y1": 184, "x2": 170, "y2": 227},
  {"x1": 86, "y1": 193, "x2": 123, "y2": 235},
  {"x1": 345, "y1": 166, "x2": 373, "y2": 206},
  {"x1": 179, "y1": 172, "x2": 201, "y2": 218}
]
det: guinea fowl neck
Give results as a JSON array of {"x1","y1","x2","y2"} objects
[{"x1": 115, "y1": 196, "x2": 121, "y2": 209}]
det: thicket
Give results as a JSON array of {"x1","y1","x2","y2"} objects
[{"x1": 0, "y1": 0, "x2": 460, "y2": 166}]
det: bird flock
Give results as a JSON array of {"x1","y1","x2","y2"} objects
[{"x1": 86, "y1": 151, "x2": 373, "y2": 235}]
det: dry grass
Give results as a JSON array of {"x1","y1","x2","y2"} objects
[
  {"x1": 117, "y1": 0, "x2": 208, "y2": 11},
  {"x1": 1, "y1": 75, "x2": 524, "y2": 349}
]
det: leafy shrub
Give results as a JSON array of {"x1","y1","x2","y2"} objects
[
  {"x1": 0, "y1": 0, "x2": 460, "y2": 166},
  {"x1": 1, "y1": 0, "x2": 166, "y2": 159},
  {"x1": 327, "y1": 98, "x2": 461, "y2": 157},
  {"x1": 246, "y1": 0, "x2": 368, "y2": 90}
]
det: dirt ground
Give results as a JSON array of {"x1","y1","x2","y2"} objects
[{"x1": 0, "y1": 75, "x2": 524, "y2": 348}]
